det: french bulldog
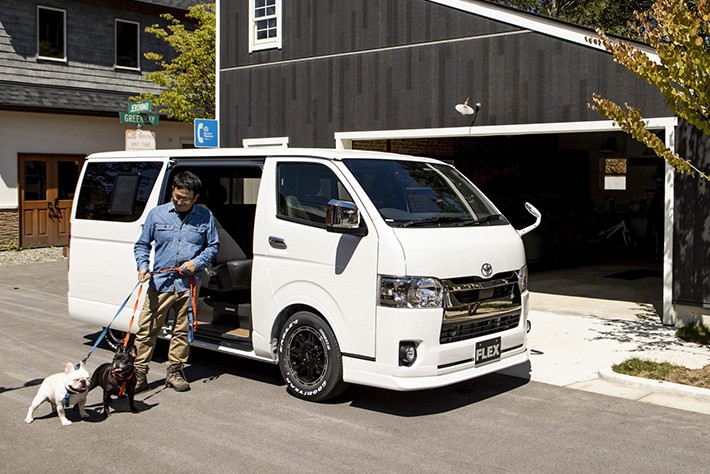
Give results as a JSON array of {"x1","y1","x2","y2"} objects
[
  {"x1": 89, "y1": 345, "x2": 139, "y2": 418},
  {"x1": 25, "y1": 362, "x2": 90, "y2": 426}
]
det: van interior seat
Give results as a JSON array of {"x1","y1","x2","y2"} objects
[
  {"x1": 198, "y1": 196, "x2": 252, "y2": 292},
  {"x1": 284, "y1": 175, "x2": 329, "y2": 220},
  {"x1": 204, "y1": 215, "x2": 252, "y2": 292}
]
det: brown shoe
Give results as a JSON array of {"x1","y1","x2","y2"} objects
[
  {"x1": 135, "y1": 370, "x2": 148, "y2": 393},
  {"x1": 165, "y1": 364, "x2": 190, "y2": 392}
]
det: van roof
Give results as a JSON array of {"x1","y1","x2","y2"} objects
[{"x1": 86, "y1": 147, "x2": 445, "y2": 163}]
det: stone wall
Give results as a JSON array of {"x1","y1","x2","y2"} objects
[{"x1": 0, "y1": 209, "x2": 19, "y2": 250}]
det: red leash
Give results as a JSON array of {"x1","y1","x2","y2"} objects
[{"x1": 122, "y1": 267, "x2": 198, "y2": 347}]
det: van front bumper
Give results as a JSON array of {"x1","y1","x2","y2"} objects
[{"x1": 341, "y1": 293, "x2": 529, "y2": 391}]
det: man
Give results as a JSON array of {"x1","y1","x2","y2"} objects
[{"x1": 133, "y1": 171, "x2": 220, "y2": 392}]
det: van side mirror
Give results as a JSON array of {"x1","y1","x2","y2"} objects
[
  {"x1": 326, "y1": 199, "x2": 367, "y2": 236},
  {"x1": 517, "y1": 202, "x2": 542, "y2": 237}
]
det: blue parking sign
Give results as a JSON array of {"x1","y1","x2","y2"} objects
[{"x1": 194, "y1": 119, "x2": 218, "y2": 148}]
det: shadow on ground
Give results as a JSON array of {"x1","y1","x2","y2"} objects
[{"x1": 586, "y1": 317, "x2": 687, "y2": 353}]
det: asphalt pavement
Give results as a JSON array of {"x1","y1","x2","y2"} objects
[
  {"x1": 2, "y1": 259, "x2": 710, "y2": 473},
  {"x1": 5, "y1": 257, "x2": 710, "y2": 415}
]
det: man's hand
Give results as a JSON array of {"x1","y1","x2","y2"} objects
[
  {"x1": 180, "y1": 260, "x2": 196, "y2": 275},
  {"x1": 138, "y1": 269, "x2": 151, "y2": 282}
]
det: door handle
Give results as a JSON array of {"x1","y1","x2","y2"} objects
[
  {"x1": 53, "y1": 198, "x2": 62, "y2": 219},
  {"x1": 268, "y1": 236, "x2": 287, "y2": 249},
  {"x1": 47, "y1": 202, "x2": 58, "y2": 219}
]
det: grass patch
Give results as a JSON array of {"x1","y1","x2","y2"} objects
[
  {"x1": 612, "y1": 358, "x2": 710, "y2": 389},
  {"x1": 612, "y1": 358, "x2": 682, "y2": 381},
  {"x1": 676, "y1": 321, "x2": 710, "y2": 346}
]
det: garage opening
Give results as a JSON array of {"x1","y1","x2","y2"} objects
[{"x1": 352, "y1": 132, "x2": 665, "y2": 271}]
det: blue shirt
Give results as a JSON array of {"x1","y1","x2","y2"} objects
[{"x1": 134, "y1": 202, "x2": 220, "y2": 293}]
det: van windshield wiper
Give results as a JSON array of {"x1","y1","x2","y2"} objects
[
  {"x1": 474, "y1": 214, "x2": 505, "y2": 225},
  {"x1": 398, "y1": 214, "x2": 504, "y2": 228},
  {"x1": 398, "y1": 216, "x2": 476, "y2": 228}
]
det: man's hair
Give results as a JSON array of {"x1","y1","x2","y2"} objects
[{"x1": 172, "y1": 171, "x2": 202, "y2": 195}]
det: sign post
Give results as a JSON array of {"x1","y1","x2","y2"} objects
[
  {"x1": 120, "y1": 101, "x2": 159, "y2": 126},
  {"x1": 194, "y1": 119, "x2": 219, "y2": 148},
  {"x1": 120, "y1": 112, "x2": 159, "y2": 126},
  {"x1": 121, "y1": 101, "x2": 159, "y2": 150},
  {"x1": 125, "y1": 129, "x2": 156, "y2": 151},
  {"x1": 128, "y1": 100, "x2": 152, "y2": 113}
]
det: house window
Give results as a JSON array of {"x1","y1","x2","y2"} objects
[
  {"x1": 249, "y1": 0, "x2": 282, "y2": 52},
  {"x1": 115, "y1": 20, "x2": 140, "y2": 69},
  {"x1": 37, "y1": 6, "x2": 66, "y2": 60}
]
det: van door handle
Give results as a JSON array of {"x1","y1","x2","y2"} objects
[{"x1": 268, "y1": 236, "x2": 287, "y2": 249}]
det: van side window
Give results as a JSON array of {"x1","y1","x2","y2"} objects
[
  {"x1": 75, "y1": 161, "x2": 163, "y2": 222},
  {"x1": 277, "y1": 162, "x2": 352, "y2": 225}
]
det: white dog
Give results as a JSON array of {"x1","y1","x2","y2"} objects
[{"x1": 25, "y1": 362, "x2": 91, "y2": 426}]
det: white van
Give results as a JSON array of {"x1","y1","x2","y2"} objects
[{"x1": 68, "y1": 148, "x2": 540, "y2": 401}]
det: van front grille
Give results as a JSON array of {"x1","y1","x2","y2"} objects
[
  {"x1": 440, "y1": 313, "x2": 520, "y2": 344},
  {"x1": 440, "y1": 272, "x2": 522, "y2": 344}
]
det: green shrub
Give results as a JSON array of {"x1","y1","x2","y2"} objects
[{"x1": 676, "y1": 321, "x2": 710, "y2": 346}]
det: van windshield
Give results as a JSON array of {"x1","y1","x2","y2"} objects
[{"x1": 343, "y1": 159, "x2": 506, "y2": 228}]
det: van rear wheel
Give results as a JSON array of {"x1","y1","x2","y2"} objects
[{"x1": 278, "y1": 311, "x2": 348, "y2": 402}]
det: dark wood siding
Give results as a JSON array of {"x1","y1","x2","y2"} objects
[
  {"x1": 220, "y1": 27, "x2": 670, "y2": 147},
  {"x1": 673, "y1": 120, "x2": 710, "y2": 308},
  {"x1": 221, "y1": 0, "x2": 521, "y2": 68}
]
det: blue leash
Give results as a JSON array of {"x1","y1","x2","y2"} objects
[{"x1": 81, "y1": 280, "x2": 142, "y2": 365}]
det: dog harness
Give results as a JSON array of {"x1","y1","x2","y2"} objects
[
  {"x1": 63, "y1": 386, "x2": 82, "y2": 408},
  {"x1": 112, "y1": 369, "x2": 135, "y2": 397}
]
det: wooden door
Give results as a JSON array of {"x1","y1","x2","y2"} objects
[{"x1": 19, "y1": 154, "x2": 84, "y2": 248}]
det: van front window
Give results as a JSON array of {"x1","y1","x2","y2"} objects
[{"x1": 343, "y1": 159, "x2": 505, "y2": 228}]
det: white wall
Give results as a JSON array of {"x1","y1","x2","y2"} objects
[{"x1": 0, "y1": 111, "x2": 193, "y2": 208}]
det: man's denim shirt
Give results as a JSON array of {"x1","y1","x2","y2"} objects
[{"x1": 134, "y1": 202, "x2": 220, "y2": 293}]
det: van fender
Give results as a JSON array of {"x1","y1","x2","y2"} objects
[{"x1": 266, "y1": 280, "x2": 346, "y2": 355}]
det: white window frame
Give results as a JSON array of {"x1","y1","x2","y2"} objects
[
  {"x1": 249, "y1": 0, "x2": 282, "y2": 53},
  {"x1": 243, "y1": 136, "x2": 289, "y2": 148},
  {"x1": 37, "y1": 5, "x2": 66, "y2": 62},
  {"x1": 114, "y1": 19, "x2": 141, "y2": 71}
]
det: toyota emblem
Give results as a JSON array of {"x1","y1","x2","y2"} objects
[{"x1": 481, "y1": 263, "x2": 493, "y2": 278}]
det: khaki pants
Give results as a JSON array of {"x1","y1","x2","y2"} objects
[{"x1": 134, "y1": 287, "x2": 193, "y2": 373}]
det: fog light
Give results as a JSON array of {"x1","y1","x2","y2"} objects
[{"x1": 399, "y1": 342, "x2": 417, "y2": 367}]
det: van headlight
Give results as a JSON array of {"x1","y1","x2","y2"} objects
[
  {"x1": 379, "y1": 276, "x2": 444, "y2": 308},
  {"x1": 517, "y1": 265, "x2": 528, "y2": 292}
]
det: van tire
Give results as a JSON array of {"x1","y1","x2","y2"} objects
[{"x1": 278, "y1": 311, "x2": 348, "y2": 402}]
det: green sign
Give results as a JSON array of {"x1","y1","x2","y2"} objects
[
  {"x1": 128, "y1": 101, "x2": 152, "y2": 113},
  {"x1": 119, "y1": 112, "x2": 159, "y2": 126}
]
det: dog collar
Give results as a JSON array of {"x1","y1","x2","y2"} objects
[
  {"x1": 112, "y1": 369, "x2": 134, "y2": 381},
  {"x1": 63, "y1": 391, "x2": 71, "y2": 408}
]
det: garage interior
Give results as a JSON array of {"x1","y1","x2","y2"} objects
[{"x1": 353, "y1": 131, "x2": 665, "y2": 273}]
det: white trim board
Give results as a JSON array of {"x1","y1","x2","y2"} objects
[
  {"x1": 334, "y1": 118, "x2": 677, "y2": 148},
  {"x1": 221, "y1": 29, "x2": 528, "y2": 73},
  {"x1": 428, "y1": 0, "x2": 658, "y2": 60}
]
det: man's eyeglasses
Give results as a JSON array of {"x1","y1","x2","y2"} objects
[{"x1": 172, "y1": 193, "x2": 194, "y2": 204}]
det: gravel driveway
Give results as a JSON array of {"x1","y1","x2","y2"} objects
[{"x1": 0, "y1": 247, "x2": 67, "y2": 266}]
